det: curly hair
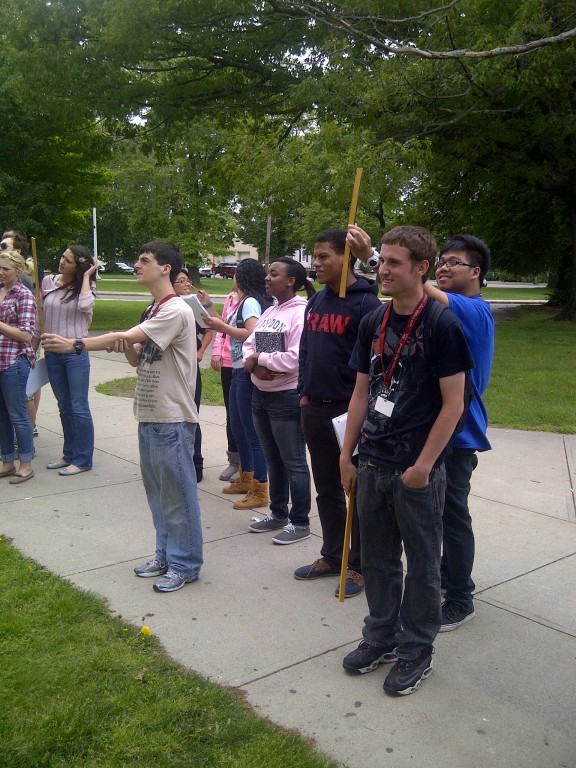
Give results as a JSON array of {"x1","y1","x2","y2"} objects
[
  {"x1": 235, "y1": 259, "x2": 272, "y2": 309},
  {"x1": 61, "y1": 245, "x2": 96, "y2": 303}
]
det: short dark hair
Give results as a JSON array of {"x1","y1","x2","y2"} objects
[
  {"x1": 3, "y1": 230, "x2": 28, "y2": 256},
  {"x1": 381, "y1": 226, "x2": 436, "y2": 280},
  {"x1": 440, "y1": 234, "x2": 491, "y2": 284},
  {"x1": 314, "y1": 228, "x2": 356, "y2": 270},
  {"x1": 139, "y1": 241, "x2": 183, "y2": 284}
]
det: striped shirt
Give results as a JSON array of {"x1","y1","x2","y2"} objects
[
  {"x1": 41, "y1": 276, "x2": 95, "y2": 339},
  {"x1": 0, "y1": 281, "x2": 37, "y2": 373}
]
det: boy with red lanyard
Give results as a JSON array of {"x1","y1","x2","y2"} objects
[
  {"x1": 339, "y1": 226, "x2": 473, "y2": 696},
  {"x1": 43, "y1": 241, "x2": 203, "y2": 593}
]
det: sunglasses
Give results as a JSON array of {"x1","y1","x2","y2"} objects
[{"x1": 0, "y1": 242, "x2": 9, "y2": 250}]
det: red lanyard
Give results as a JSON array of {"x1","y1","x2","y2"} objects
[
  {"x1": 379, "y1": 294, "x2": 428, "y2": 389},
  {"x1": 143, "y1": 293, "x2": 177, "y2": 321}
]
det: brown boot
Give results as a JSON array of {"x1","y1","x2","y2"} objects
[
  {"x1": 233, "y1": 480, "x2": 270, "y2": 510},
  {"x1": 222, "y1": 470, "x2": 253, "y2": 495}
]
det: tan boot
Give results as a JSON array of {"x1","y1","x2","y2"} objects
[
  {"x1": 222, "y1": 470, "x2": 253, "y2": 495},
  {"x1": 233, "y1": 480, "x2": 270, "y2": 510}
]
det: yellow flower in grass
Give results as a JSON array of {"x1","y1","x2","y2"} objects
[{"x1": 140, "y1": 625, "x2": 152, "y2": 637}]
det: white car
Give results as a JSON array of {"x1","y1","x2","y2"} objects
[
  {"x1": 198, "y1": 266, "x2": 213, "y2": 277},
  {"x1": 115, "y1": 262, "x2": 135, "y2": 274}
]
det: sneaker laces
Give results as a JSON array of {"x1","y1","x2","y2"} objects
[
  {"x1": 162, "y1": 569, "x2": 182, "y2": 580},
  {"x1": 283, "y1": 523, "x2": 296, "y2": 533}
]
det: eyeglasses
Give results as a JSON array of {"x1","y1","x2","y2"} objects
[
  {"x1": 174, "y1": 278, "x2": 191, "y2": 285},
  {"x1": 0, "y1": 242, "x2": 9, "y2": 250},
  {"x1": 435, "y1": 258, "x2": 476, "y2": 269}
]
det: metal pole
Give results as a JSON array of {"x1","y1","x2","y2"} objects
[
  {"x1": 92, "y1": 207, "x2": 98, "y2": 260},
  {"x1": 264, "y1": 215, "x2": 271, "y2": 267}
]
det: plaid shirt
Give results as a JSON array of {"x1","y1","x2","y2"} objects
[{"x1": 0, "y1": 281, "x2": 37, "y2": 373}]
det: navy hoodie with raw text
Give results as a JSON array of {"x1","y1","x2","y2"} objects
[{"x1": 298, "y1": 277, "x2": 381, "y2": 402}]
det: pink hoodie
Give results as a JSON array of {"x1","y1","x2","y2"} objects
[
  {"x1": 211, "y1": 291, "x2": 239, "y2": 367},
  {"x1": 242, "y1": 295, "x2": 307, "y2": 392}
]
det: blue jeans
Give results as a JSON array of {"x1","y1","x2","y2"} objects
[
  {"x1": 0, "y1": 356, "x2": 34, "y2": 462},
  {"x1": 441, "y1": 448, "x2": 478, "y2": 610},
  {"x1": 229, "y1": 368, "x2": 267, "y2": 482},
  {"x1": 357, "y1": 460, "x2": 446, "y2": 658},
  {"x1": 45, "y1": 351, "x2": 94, "y2": 468},
  {"x1": 138, "y1": 422, "x2": 203, "y2": 579},
  {"x1": 252, "y1": 388, "x2": 311, "y2": 527}
]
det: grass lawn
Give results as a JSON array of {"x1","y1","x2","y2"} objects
[
  {"x1": 96, "y1": 275, "x2": 237, "y2": 295},
  {"x1": 484, "y1": 306, "x2": 576, "y2": 433},
  {"x1": 0, "y1": 536, "x2": 336, "y2": 768},
  {"x1": 91, "y1": 301, "x2": 224, "y2": 331},
  {"x1": 96, "y1": 274, "x2": 550, "y2": 301},
  {"x1": 95, "y1": 305, "x2": 575, "y2": 433}
]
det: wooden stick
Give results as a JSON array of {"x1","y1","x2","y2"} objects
[
  {"x1": 339, "y1": 167, "x2": 363, "y2": 298},
  {"x1": 337, "y1": 489, "x2": 355, "y2": 602},
  {"x1": 31, "y1": 237, "x2": 44, "y2": 334}
]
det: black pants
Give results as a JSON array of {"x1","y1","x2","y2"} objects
[
  {"x1": 220, "y1": 365, "x2": 238, "y2": 454},
  {"x1": 300, "y1": 399, "x2": 361, "y2": 573}
]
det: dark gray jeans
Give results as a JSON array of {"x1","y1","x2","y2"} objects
[{"x1": 357, "y1": 459, "x2": 446, "y2": 659}]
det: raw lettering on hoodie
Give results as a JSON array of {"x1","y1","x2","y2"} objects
[{"x1": 307, "y1": 312, "x2": 351, "y2": 335}]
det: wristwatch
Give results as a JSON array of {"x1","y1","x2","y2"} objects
[
  {"x1": 73, "y1": 340, "x2": 85, "y2": 355},
  {"x1": 366, "y1": 248, "x2": 380, "y2": 270}
]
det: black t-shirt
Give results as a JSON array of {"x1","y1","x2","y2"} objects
[{"x1": 349, "y1": 299, "x2": 474, "y2": 471}]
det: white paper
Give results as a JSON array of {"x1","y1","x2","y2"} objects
[
  {"x1": 181, "y1": 294, "x2": 210, "y2": 328},
  {"x1": 332, "y1": 412, "x2": 358, "y2": 456},
  {"x1": 26, "y1": 357, "x2": 50, "y2": 396}
]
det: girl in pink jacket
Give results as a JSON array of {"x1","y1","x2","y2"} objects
[{"x1": 243, "y1": 257, "x2": 315, "y2": 545}]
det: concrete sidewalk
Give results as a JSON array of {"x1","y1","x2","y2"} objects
[{"x1": 1, "y1": 351, "x2": 575, "y2": 768}]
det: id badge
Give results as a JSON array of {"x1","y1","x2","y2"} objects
[{"x1": 375, "y1": 395, "x2": 394, "y2": 417}]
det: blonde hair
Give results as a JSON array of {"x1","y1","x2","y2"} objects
[
  {"x1": 24, "y1": 257, "x2": 35, "y2": 276},
  {"x1": 0, "y1": 250, "x2": 27, "y2": 272}
]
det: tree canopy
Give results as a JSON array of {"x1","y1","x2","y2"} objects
[{"x1": 1, "y1": 1, "x2": 576, "y2": 315}]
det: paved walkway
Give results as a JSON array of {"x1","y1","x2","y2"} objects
[{"x1": 1, "y1": 351, "x2": 575, "y2": 768}]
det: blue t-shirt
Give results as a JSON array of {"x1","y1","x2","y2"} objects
[
  {"x1": 228, "y1": 296, "x2": 262, "y2": 368},
  {"x1": 447, "y1": 293, "x2": 494, "y2": 451}
]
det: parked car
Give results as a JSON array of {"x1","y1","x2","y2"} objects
[
  {"x1": 114, "y1": 261, "x2": 135, "y2": 274},
  {"x1": 213, "y1": 263, "x2": 238, "y2": 278},
  {"x1": 198, "y1": 266, "x2": 213, "y2": 277}
]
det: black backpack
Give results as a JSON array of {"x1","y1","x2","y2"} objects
[{"x1": 364, "y1": 298, "x2": 472, "y2": 435}]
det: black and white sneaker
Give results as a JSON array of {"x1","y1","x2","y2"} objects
[
  {"x1": 343, "y1": 640, "x2": 398, "y2": 674},
  {"x1": 383, "y1": 647, "x2": 434, "y2": 696},
  {"x1": 439, "y1": 601, "x2": 475, "y2": 632}
]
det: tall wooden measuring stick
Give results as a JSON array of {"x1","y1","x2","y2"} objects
[
  {"x1": 31, "y1": 237, "x2": 44, "y2": 333},
  {"x1": 338, "y1": 167, "x2": 363, "y2": 298},
  {"x1": 337, "y1": 489, "x2": 356, "y2": 602},
  {"x1": 336, "y1": 167, "x2": 363, "y2": 602}
]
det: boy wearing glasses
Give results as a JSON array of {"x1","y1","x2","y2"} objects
[{"x1": 424, "y1": 235, "x2": 494, "y2": 631}]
